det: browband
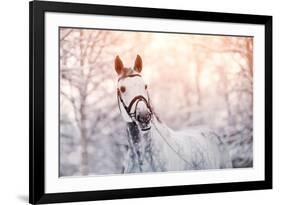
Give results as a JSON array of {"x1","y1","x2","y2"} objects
[{"x1": 118, "y1": 74, "x2": 142, "y2": 82}]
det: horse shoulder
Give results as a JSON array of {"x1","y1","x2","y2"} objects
[{"x1": 173, "y1": 128, "x2": 231, "y2": 169}]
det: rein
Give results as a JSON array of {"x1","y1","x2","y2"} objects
[{"x1": 151, "y1": 120, "x2": 192, "y2": 167}]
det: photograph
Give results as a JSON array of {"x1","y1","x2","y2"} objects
[
  {"x1": 0, "y1": 0, "x2": 276, "y2": 203},
  {"x1": 59, "y1": 28, "x2": 253, "y2": 176}
]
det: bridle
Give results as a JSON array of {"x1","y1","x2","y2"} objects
[{"x1": 117, "y1": 74, "x2": 153, "y2": 125}]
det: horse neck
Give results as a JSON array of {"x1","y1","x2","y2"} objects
[{"x1": 125, "y1": 121, "x2": 165, "y2": 173}]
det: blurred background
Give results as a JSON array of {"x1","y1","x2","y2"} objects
[{"x1": 59, "y1": 28, "x2": 253, "y2": 176}]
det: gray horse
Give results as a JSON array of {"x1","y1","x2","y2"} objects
[{"x1": 115, "y1": 55, "x2": 232, "y2": 173}]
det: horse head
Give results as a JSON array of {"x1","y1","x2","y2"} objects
[{"x1": 115, "y1": 55, "x2": 152, "y2": 132}]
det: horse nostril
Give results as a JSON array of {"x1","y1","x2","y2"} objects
[
  {"x1": 136, "y1": 115, "x2": 142, "y2": 122},
  {"x1": 146, "y1": 112, "x2": 151, "y2": 121}
]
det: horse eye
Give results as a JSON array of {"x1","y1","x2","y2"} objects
[
  {"x1": 145, "y1": 84, "x2": 148, "y2": 89},
  {"x1": 120, "y1": 86, "x2": 126, "y2": 93}
]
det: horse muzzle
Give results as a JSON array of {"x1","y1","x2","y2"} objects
[
  {"x1": 136, "y1": 111, "x2": 152, "y2": 124},
  {"x1": 135, "y1": 102, "x2": 152, "y2": 131}
]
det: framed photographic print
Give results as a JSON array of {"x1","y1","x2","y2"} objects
[{"x1": 29, "y1": 0, "x2": 272, "y2": 204}]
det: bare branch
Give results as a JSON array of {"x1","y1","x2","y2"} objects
[{"x1": 60, "y1": 29, "x2": 73, "y2": 41}]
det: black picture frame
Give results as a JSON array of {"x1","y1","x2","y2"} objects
[{"x1": 29, "y1": 0, "x2": 272, "y2": 204}]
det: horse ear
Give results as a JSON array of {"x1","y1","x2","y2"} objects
[
  {"x1": 134, "y1": 55, "x2": 142, "y2": 73},
  {"x1": 115, "y1": 55, "x2": 124, "y2": 75}
]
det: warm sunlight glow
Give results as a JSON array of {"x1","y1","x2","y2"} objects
[{"x1": 59, "y1": 28, "x2": 253, "y2": 176}]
